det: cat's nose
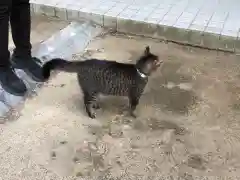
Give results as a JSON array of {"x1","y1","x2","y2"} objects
[{"x1": 156, "y1": 60, "x2": 163, "y2": 66}]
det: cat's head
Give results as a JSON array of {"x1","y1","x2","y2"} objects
[{"x1": 135, "y1": 46, "x2": 162, "y2": 76}]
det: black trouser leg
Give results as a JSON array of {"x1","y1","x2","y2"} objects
[
  {"x1": 0, "y1": 0, "x2": 27, "y2": 96},
  {"x1": 9, "y1": 0, "x2": 44, "y2": 82},
  {"x1": 10, "y1": 0, "x2": 32, "y2": 58},
  {"x1": 0, "y1": 1, "x2": 11, "y2": 67}
]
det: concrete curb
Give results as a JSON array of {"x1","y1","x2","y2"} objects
[{"x1": 30, "y1": 2, "x2": 240, "y2": 53}]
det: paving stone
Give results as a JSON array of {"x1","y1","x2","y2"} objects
[
  {"x1": 105, "y1": 3, "x2": 129, "y2": 17},
  {"x1": 30, "y1": 0, "x2": 240, "y2": 52},
  {"x1": 205, "y1": 11, "x2": 228, "y2": 35},
  {"x1": 146, "y1": 12, "x2": 166, "y2": 24},
  {"x1": 174, "y1": 12, "x2": 197, "y2": 28},
  {"x1": 117, "y1": 8, "x2": 138, "y2": 19},
  {"x1": 189, "y1": 24, "x2": 205, "y2": 32}
]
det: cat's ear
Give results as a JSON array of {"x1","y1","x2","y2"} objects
[{"x1": 144, "y1": 46, "x2": 150, "y2": 55}]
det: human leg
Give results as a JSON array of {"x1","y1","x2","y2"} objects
[
  {"x1": 0, "y1": 0, "x2": 27, "y2": 96},
  {"x1": 10, "y1": 0, "x2": 44, "y2": 82},
  {"x1": 0, "y1": 0, "x2": 11, "y2": 67}
]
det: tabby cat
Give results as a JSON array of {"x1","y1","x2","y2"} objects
[{"x1": 42, "y1": 46, "x2": 162, "y2": 118}]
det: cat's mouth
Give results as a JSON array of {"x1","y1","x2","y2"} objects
[
  {"x1": 153, "y1": 59, "x2": 163, "y2": 70},
  {"x1": 156, "y1": 59, "x2": 163, "y2": 66}
]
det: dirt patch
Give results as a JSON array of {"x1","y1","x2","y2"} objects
[
  {"x1": 227, "y1": 82, "x2": 240, "y2": 112},
  {"x1": 187, "y1": 154, "x2": 207, "y2": 170}
]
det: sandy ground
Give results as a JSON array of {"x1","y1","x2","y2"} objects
[{"x1": 1, "y1": 34, "x2": 240, "y2": 180}]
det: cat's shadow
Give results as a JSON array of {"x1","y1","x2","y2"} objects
[
  {"x1": 70, "y1": 94, "x2": 129, "y2": 118},
  {"x1": 141, "y1": 61, "x2": 197, "y2": 114}
]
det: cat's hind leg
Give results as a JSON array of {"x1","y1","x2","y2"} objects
[
  {"x1": 92, "y1": 94, "x2": 100, "y2": 109},
  {"x1": 83, "y1": 92, "x2": 98, "y2": 119},
  {"x1": 92, "y1": 102, "x2": 100, "y2": 109},
  {"x1": 128, "y1": 94, "x2": 140, "y2": 118}
]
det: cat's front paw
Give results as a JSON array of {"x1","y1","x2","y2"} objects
[
  {"x1": 129, "y1": 111, "x2": 137, "y2": 118},
  {"x1": 86, "y1": 111, "x2": 96, "y2": 119},
  {"x1": 88, "y1": 113, "x2": 96, "y2": 119},
  {"x1": 85, "y1": 106, "x2": 97, "y2": 119}
]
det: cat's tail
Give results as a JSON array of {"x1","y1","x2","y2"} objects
[{"x1": 42, "y1": 58, "x2": 81, "y2": 80}]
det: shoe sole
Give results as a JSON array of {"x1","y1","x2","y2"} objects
[
  {"x1": 21, "y1": 68, "x2": 43, "y2": 83},
  {"x1": 10, "y1": 60, "x2": 44, "y2": 83},
  {"x1": 0, "y1": 81, "x2": 26, "y2": 97}
]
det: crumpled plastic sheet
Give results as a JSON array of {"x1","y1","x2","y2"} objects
[{"x1": 0, "y1": 21, "x2": 102, "y2": 118}]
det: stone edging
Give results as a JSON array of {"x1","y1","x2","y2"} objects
[{"x1": 30, "y1": 1, "x2": 240, "y2": 53}]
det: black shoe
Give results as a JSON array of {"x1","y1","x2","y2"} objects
[
  {"x1": 11, "y1": 54, "x2": 45, "y2": 82},
  {"x1": 0, "y1": 66, "x2": 27, "y2": 96}
]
